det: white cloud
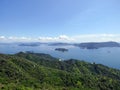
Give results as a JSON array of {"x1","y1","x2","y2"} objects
[
  {"x1": 38, "y1": 35, "x2": 74, "y2": 42},
  {"x1": 0, "y1": 34, "x2": 120, "y2": 43},
  {"x1": 0, "y1": 36, "x2": 7, "y2": 42},
  {"x1": 58, "y1": 35, "x2": 69, "y2": 40},
  {"x1": 73, "y1": 34, "x2": 120, "y2": 42},
  {"x1": 0, "y1": 36, "x2": 35, "y2": 42},
  {"x1": 0, "y1": 36, "x2": 6, "y2": 40},
  {"x1": 8, "y1": 36, "x2": 32, "y2": 42}
]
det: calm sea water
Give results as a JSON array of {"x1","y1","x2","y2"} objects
[{"x1": 0, "y1": 44, "x2": 120, "y2": 69}]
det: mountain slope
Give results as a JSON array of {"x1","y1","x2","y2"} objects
[{"x1": 0, "y1": 52, "x2": 120, "y2": 90}]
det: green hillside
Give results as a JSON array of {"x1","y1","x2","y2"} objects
[{"x1": 0, "y1": 52, "x2": 120, "y2": 90}]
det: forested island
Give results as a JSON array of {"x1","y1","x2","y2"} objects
[
  {"x1": 74, "y1": 41, "x2": 120, "y2": 49},
  {"x1": 55, "y1": 48, "x2": 68, "y2": 52},
  {"x1": 1, "y1": 52, "x2": 120, "y2": 90}
]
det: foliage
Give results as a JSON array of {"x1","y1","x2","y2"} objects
[{"x1": 0, "y1": 52, "x2": 120, "y2": 90}]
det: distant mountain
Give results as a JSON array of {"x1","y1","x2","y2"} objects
[
  {"x1": 42, "y1": 41, "x2": 120, "y2": 49},
  {"x1": 1, "y1": 52, "x2": 120, "y2": 90},
  {"x1": 18, "y1": 41, "x2": 120, "y2": 49},
  {"x1": 74, "y1": 41, "x2": 120, "y2": 49},
  {"x1": 19, "y1": 42, "x2": 47, "y2": 46}
]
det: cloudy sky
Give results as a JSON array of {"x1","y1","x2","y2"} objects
[{"x1": 0, "y1": 0, "x2": 120, "y2": 42}]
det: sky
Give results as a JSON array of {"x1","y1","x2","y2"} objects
[{"x1": 0, "y1": 0, "x2": 120, "y2": 42}]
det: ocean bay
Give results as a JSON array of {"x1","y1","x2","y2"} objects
[{"x1": 0, "y1": 43, "x2": 120, "y2": 69}]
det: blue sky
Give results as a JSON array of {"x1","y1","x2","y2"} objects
[{"x1": 0, "y1": 0, "x2": 120, "y2": 42}]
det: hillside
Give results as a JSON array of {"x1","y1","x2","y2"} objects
[{"x1": 0, "y1": 52, "x2": 120, "y2": 90}]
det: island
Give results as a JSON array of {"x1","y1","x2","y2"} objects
[
  {"x1": 55, "y1": 48, "x2": 68, "y2": 52},
  {"x1": 74, "y1": 41, "x2": 120, "y2": 49}
]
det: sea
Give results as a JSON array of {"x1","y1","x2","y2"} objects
[{"x1": 0, "y1": 43, "x2": 120, "y2": 69}]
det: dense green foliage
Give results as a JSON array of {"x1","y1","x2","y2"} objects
[{"x1": 0, "y1": 52, "x2": 120, "y2": 90}]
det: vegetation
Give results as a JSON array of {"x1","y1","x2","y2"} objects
[
  {"x1": 55, "y1": 48, "x2": 68, "y2": 52},
  {"x1": 0, "y1": 52, "x2": 120, "y2": 90}
]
